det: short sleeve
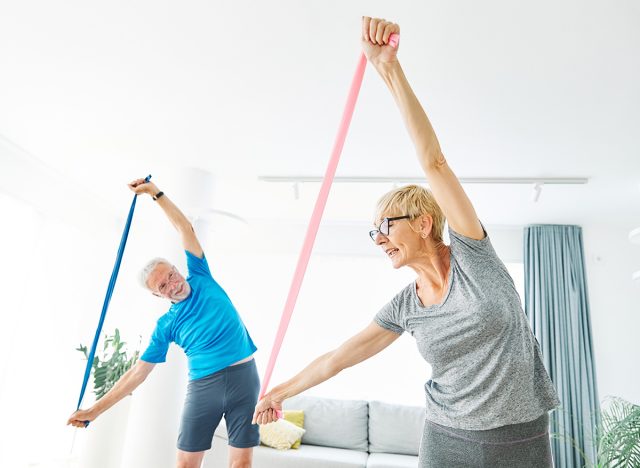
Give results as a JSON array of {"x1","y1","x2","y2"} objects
[
  {"x1": 448, "y1": 222, "x2": 498, "y2": 259},
  {"x1": 374, "y1": 296, "x2": 404, "y2": 335},
  {"x1": 140, "y1": 316, "x2": 172, "y2": 364},
  {"x1": 186, "y1": 250, "x2": 212, "y2": 278}
]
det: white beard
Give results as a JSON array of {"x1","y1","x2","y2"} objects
[{"x1": 171, "y1": 282, "x2": 191, "y2": 302}]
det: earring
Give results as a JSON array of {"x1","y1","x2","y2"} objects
[{"x1": 421, "y1": 233, "x2": 427, "y2": 239}]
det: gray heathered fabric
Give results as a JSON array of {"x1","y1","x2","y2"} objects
[
  {"x1": 420, "y1": 413, "x2": 553, "y2": 467},
  {"x1": 375, "y1": 226, "x2": 560, "y2": 430}
]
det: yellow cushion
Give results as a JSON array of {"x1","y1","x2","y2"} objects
[
  {"x1": 284, "y1": 410, "x2": 305, "y2": 449},
  {"x1": 259, "y1": 419, "x2": 306, "y2": 450}
]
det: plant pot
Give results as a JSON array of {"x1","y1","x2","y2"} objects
[{"x1": 76, "y1": 397, "x2": 132, "y2": 468}]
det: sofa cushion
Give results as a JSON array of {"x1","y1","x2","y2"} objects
[
  {"x1": 259, "y1": 419, "x2": 306, "y2": 450},
  {"x1": 366, "y1": 452, "x2": 419, "y2": 468},
  {"x1": 252, "y1": 444, "x2": 368, "y2": 468},
  {"x1": 368, "y1": 401, "x2": 425, "y2": 456},
  {"x1": 283, "y1": 410, "x2": 305, "y2": 448},
  {"x1": 283, "y1": 395, "x2": 369, "y2": 451},
  {"x1": 207, "y1": 434, "x2": 368, "y2": 468}
]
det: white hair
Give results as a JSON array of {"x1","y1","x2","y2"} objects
[{"x1": 139, "y1": 257, "x2": 171, "y2": 290}]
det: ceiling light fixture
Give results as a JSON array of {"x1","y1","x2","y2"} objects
[{"x1": 531, "y1": 183, "x2": 543, "y2": 203}]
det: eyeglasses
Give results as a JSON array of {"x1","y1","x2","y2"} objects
[
  {"x1": 158, "y1": 268, "x2": 178, "y2": 295},
  {"x1": 369, "y1": 215, "x2": 411, "y2": 242}
]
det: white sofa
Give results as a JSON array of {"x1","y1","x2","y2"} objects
[{"x1": 203, "y1": 395, "x2": 424, "y2": 468}]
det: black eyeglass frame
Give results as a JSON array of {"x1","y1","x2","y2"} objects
[{"x1": 369, "y1": 215, "x2": 411, "y2": 241}]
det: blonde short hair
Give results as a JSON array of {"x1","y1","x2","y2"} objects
[{"x1": 374, "y1": 184, "x2": 446, "y2": 243}]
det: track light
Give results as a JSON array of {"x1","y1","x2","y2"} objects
[{"x1": 531, "y1": 183, "x2": 543, "y2": 203}]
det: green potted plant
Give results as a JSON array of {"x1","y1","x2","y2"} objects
[
  {"x1": 594, "y1": 397, "x2": 640, "y2": 467},
  {"x1": 77, "y1": 328, "x2": 140, "y2": 400},
  {"x1": 555, "y1": 397, "x2": 640, "y2": 468}
]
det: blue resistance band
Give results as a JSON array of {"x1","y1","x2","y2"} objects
[{"x1": 75, "y1": 175, "x2": 151, "y2": 424}]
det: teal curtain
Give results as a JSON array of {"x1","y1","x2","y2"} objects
[{"x1": 524, "y1": 225, "x2": 600, "y2": 467}]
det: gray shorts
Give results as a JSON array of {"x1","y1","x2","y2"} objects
[
  {"x1": 178, "y1": 359, "x2": 260, "y2": 452},
  {"x1": 420, "y1": 413, "x2": 553, "y2": 467}
]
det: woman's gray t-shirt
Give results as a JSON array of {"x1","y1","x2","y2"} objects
[{"x1": 375, "y1": 227, "x2": 560, "y2": 430}]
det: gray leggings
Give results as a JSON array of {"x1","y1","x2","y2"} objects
[{"x1": 420, "y1": 413, "x2": 553, "y2": 468}]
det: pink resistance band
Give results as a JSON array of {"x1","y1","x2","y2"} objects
[{"x1": 259, "y1": 34, "x2": 399, "y2": 416}]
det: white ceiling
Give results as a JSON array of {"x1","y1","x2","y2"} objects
[{"x1": 1, "y1": 0, "x2": 639, "y2": 229}]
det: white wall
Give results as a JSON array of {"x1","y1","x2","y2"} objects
[
  {"x1": 583, "y1": 224, "x2": 640, "y2": 405},
  {"x1": 0, "y1": 193, "x2": 122, "y2": 468}
]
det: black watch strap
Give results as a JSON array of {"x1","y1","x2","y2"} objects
[{"x1": 152, "y1": 191, "x2": 164, "y2": 201}]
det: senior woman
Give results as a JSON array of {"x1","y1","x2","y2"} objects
[{"x1": 253, "y1": 17, "x2": 560, "y2": 468}]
